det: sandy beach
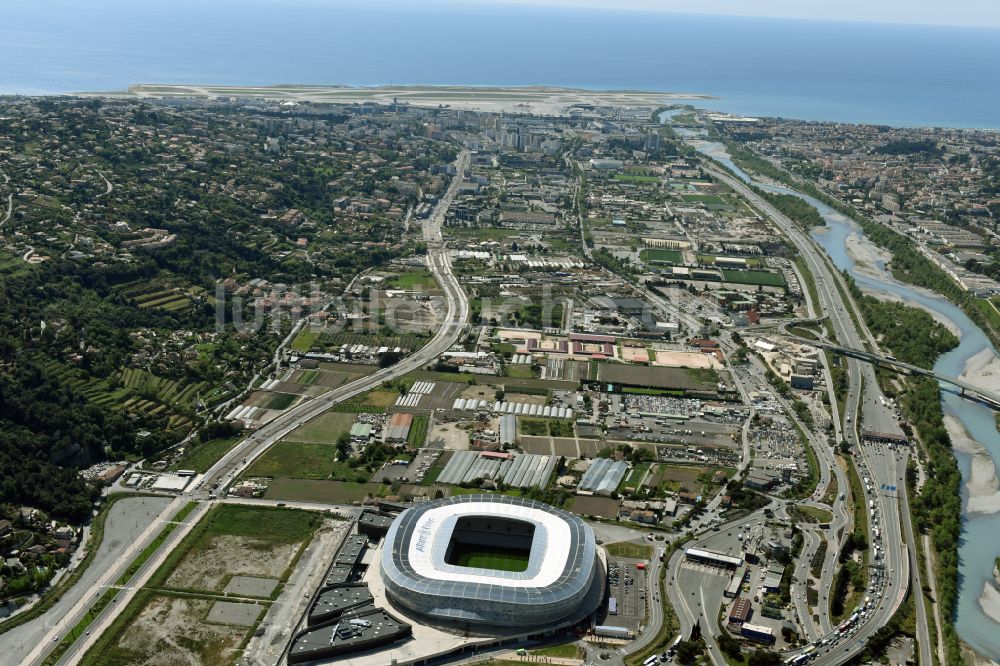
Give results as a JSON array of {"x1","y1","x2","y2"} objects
[{"x1": 944, "y1": 414, "x2": 1000, "y2": 514}]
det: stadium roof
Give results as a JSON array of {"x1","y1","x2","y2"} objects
[{"x1": 380, "y1": 494, "x2": 598, "y2": 625}]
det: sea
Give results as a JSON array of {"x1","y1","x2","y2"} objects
[{"x1": 2, "y1": 0, "x2": 1000, "y2": 128}]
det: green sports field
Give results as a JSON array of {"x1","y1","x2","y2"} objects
[
  {"x1": 719, "y1": 268, "x2": 786, "y2": 287},
  {"x1": 449, "y1": 544, "x2": 530, "y2": 572},
  {"x1": 640, "y1": 248, "x2": 684, "y2": 264}
]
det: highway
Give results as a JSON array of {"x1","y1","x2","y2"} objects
[
  {"x1": 706, "y1": 163, "x2": 922, "y2": 665},
  {"x1": 21, "y1": 497, "x2": 202, "y2": 666},
  {"x1": 1, "y1": 169, "x2": 11, "y2": 227},
  {"x1": 788, "y1": 335, "x2": 1000, "y2": 409},
  {"x1": 665, "y1": 507, "x2": 778, "y2": 665}
]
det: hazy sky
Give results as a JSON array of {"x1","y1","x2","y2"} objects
[{"x1": 479, "y1": 0, "x2": 1000, "y2": 28}]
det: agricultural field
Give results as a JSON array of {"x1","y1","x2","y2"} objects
[
  {"x1": 345, "y1": 389, "x2": 399, "y2": 409},
  {"x1": 34, "y1": 357, "x2": 210, "y2": 431},
  {"x1": 407, "y1": 415, "x2": 429, "y2": 448},
  {"x1": 623, "y1": 462, "x2": 652, "y2": 490},
  {"x1": 262, "y1": 478, "x2": 380, "y2": 504},
  {"x1": 112, "y1": 277, "x2": 207, "y2": 312},
  {"x1": 387, "y1": 270, "x2": 440, "y2": 291},
  {"x1": 316, "y1": 329, "x2": 431, "y2": 352},
  {"x1": 243, "y1": 440, "x2": 369, "y2": 482},
  {"x1": 168, "y1": 437, "x2": 241, "y2": 473},
  {"x1": 290, "y1": 327, "x2": 321, "y2": 352},
  {"x1": 285, "y1": 411, "x2": 357, "y2": 443},
  {"x1": 504, "y1": 364, "x2": 536, "y2": 379}
]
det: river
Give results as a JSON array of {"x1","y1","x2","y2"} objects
[{"x1": 661, "y1": 110, "x2": 1000, "y2": 660}]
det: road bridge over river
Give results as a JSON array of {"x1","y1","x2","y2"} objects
[{"x1": 784, "y1": 332, "x2": 1000, "y2": 409}]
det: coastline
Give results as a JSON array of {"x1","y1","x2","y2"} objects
[{"x1": 96, "y1": 84, "x2": 720, "y2": 117}]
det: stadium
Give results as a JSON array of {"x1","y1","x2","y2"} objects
[{"x1": 380, "y1": 494, "x2": 603, "y2": 627}]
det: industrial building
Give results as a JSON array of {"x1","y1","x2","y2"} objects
[{"x1": 385, "y1": 412, "x2": 414, "y2": 443}]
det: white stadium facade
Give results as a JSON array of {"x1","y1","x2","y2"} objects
[{"x1": 380, "y1": 494, "x2": 603, "y2": 627}]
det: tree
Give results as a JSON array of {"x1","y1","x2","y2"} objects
[
  {"x1": 748, "y1": 650, "x2": 781, "y2": 666},
  {"x1": 718, "y1": 632, "x2": 742, "y2": 658},
  {"x1": 675, "y1": 641, "x2": 701, "y2": 665},
  {"x1": 335, "y1": 433, "x2": 351, "y2": 462},
  {"x1": 379, "y1": 350, "x2": 403, "y2": 368}
]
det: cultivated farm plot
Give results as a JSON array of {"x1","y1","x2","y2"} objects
[
  {"x1": 35, "y1": 357, "x2": 201, "y2": 431},
  {"x1": 114, "y1": 278, "x2": 203, "y2": 313},
  {"x1": 168, "y1": 437, "x2": 240, "y2": 473},
  {"x1": 245, "y1": 390, "x2": 299, "y2": 410},
  {"x1": 289, "y1": 368, "x2": 320, "y2": 384},
  {"x1": 242, "y1": 441, "x2": 366, "y2": 481},
  {"x1": 286, "y1": 411, "x2": 357, "y2": 443}
]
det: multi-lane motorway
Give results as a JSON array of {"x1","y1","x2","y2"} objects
[{"x1": 706, "y1": 163, "x2": 926, "y2": 665}]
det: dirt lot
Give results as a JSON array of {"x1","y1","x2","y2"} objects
[
  {"x1": 651, "y1": 463, "x2": 729, "y2": 495},
  {"x1": 427, "y1": 421, "x2": 470, "y2": 450},
  {"x1": 518, "y1": 436, "x2": 551, "y2": 454},
  {"x1": 459, "y1": 384, "x2": 499, "y2": 402},
  {"x1": 652, "y1": 349, "x2": 721, "y2": 369},
  {"x1": 568, "y1": 495, "x2": 621, "y2": 520},
  {"x1": 166, "y1": 535, "x2": 301, "y2": 594},
  {"x1": 578, "y1": 439, "x2": 602, "y2": 457},
  {"x1": 114, "y1": 595, "x2": 255, "y2": 665},
  {"x1": 620, "y1": 345, "x2": 650, "y2": 363},
  {"x1": 506, "y1": 392, "x2": 547, "y2": 405},
  {"x1": 552, "y1": 438, "x2": 579, "y2": 457}
]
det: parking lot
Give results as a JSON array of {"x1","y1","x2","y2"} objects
[
  {"x1": 372, "y1": 448, "x2": 442, "y2": 484},
  {"x1": 605, "y1": 558, "x2": 648, "y2": 632}
]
